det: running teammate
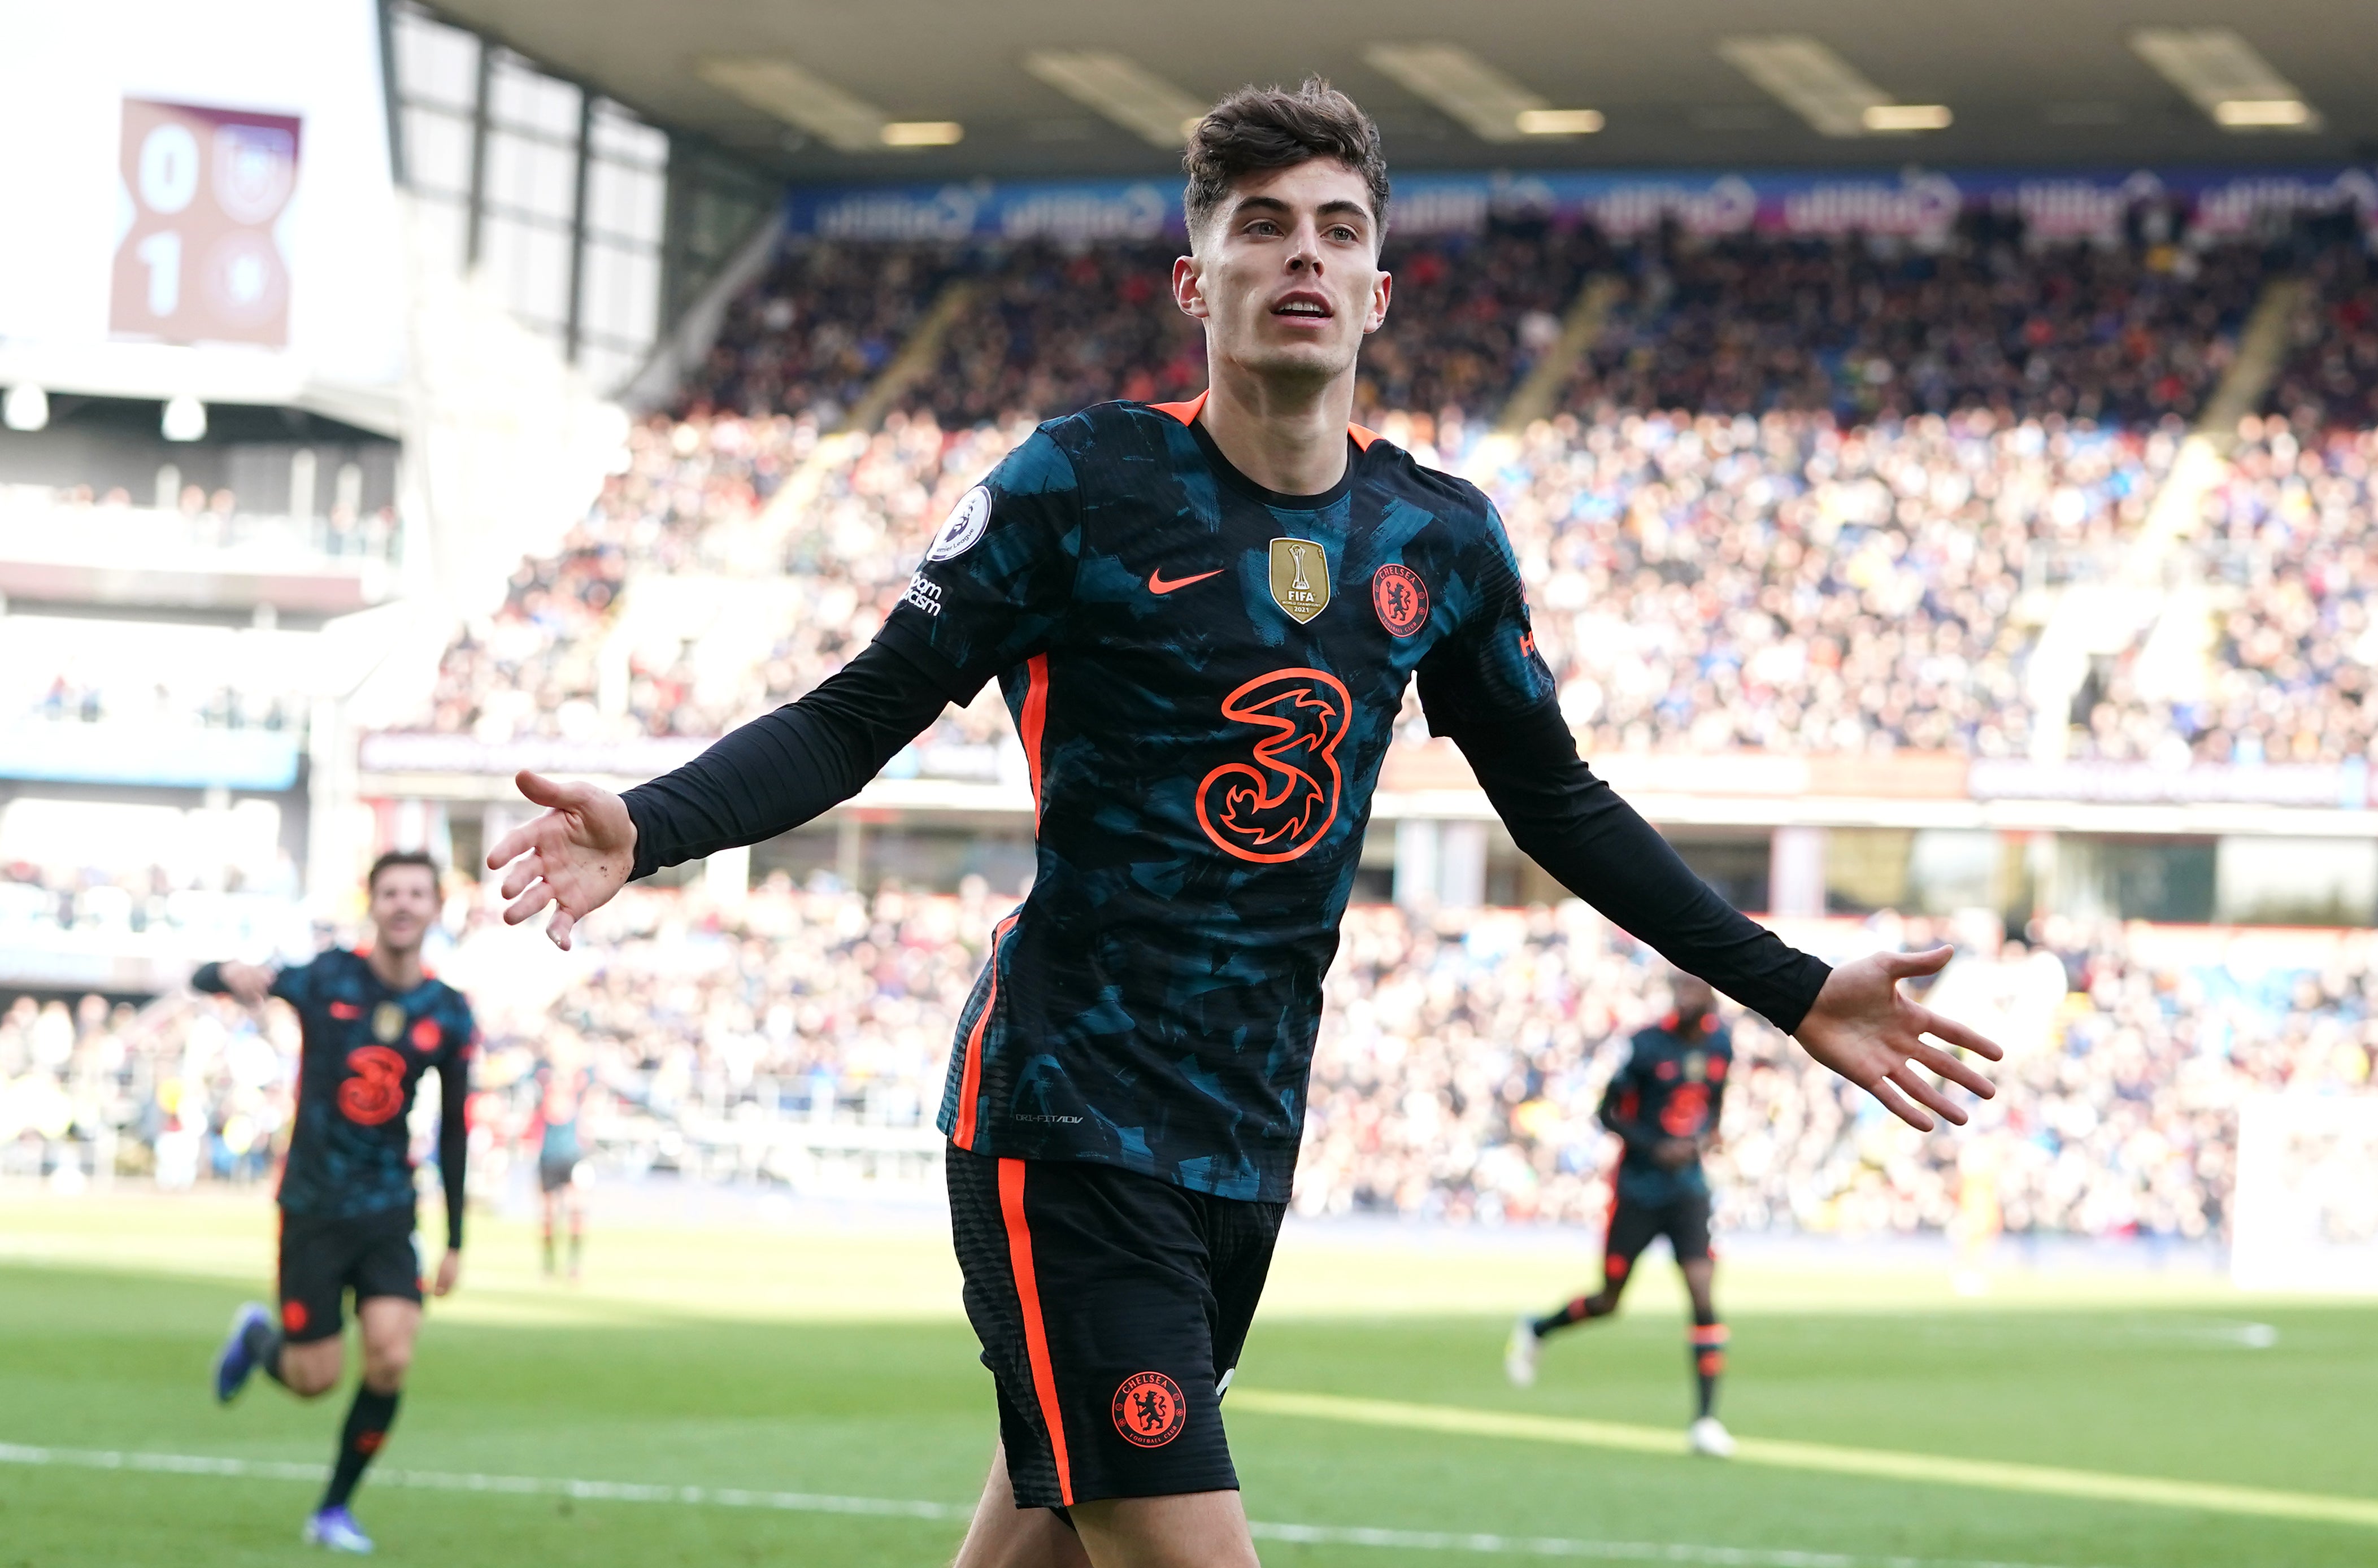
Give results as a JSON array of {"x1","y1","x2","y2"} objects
[
  {"x1": 485, "y1": 80, "x2": 2004, "y2": 1567},
  {"x1": 1506, "y1": 970, "x2": 1738, "y2": 1456},
  {"x1": 204, "y1": 850, "x2": 475, "y2": 1554},
  {"x1": 529, "y1": 1037, "x2": 592, "y2": 1278}
]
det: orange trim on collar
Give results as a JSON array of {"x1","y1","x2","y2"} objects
[{"x1": 1154, "y1": 392, "x2": 1381, "y2": 455}]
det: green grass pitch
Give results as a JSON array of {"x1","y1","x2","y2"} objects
[{"x1": 2, "y1": 1192, "x2": 2373, "y2": 1567}]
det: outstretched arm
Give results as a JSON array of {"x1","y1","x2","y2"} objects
[
  {"x1": 192, "y1": 960, "x2": 277, "y2": 1007},
  {"x1": 1440, "y1": 702, "x2": 2000, "y2": 1130},
  {"x1": 1442, "y1": 702, "x2": 1828, "y2": 1029},
  {"x1": 486, "y1": 637, "x2": 958, "y2": 947}
]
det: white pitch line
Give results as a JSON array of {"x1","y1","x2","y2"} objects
[
  {"x1": 1242, "y1": 1520, "x2": 2092, "y2": 1568},
  {"x1": 0, "y1": 1441, "x2": 2094, "y2": 1568}
]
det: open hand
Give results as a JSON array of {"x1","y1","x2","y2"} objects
[
  {"x1": 217, "y1": 961, "x2": 276, "y2": 1007},
  {"x1": 1793, "y1": 947, "x2": 2002, "y2": 1131},
  {"x1": 433, "y1": 1249, "x2": 461, "y2": 1297},
  {"x1": 485, "y1": 770, "x2": 637, "y2": 951}
]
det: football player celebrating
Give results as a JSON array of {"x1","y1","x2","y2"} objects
[
  {"x1": 204, "y1": 850, "x2": 475, "y2": 1554},
  {"x1": 1508, "y1": 969, "x2": 1741, "y2": 1457},
  {"x1": 486, "y1": 80, "x2": 2002, "y2": 1568}
]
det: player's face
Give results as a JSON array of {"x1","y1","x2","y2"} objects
[
  {"x1": 367, "y1": 866, "x2": 439, "y2": 955},
  {"x1": 1174, "y1": 159, "x2": 1390, "y2": 390},
  {"x1": 1673, "y1": 974, "x2": 1716, "y2": 1022}
]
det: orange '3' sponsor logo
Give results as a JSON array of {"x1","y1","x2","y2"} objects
[
  {"x1": 1195, "y1": 668, "x2": 1349, "y2": 864},
  {"x1": 338, "y1": 1046, "x2": 408, "y2": 1126}
]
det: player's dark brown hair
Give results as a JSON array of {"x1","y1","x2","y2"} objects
[
  {"x1": 1183, "y1": 78, "x2": 1389, "y2": 250},
  {"x1": 367, "y1": 848, "x2": 440, "y2": 892}
]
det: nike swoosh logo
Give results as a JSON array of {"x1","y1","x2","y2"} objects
[{"x1": 1147, "y1": 568, "x2": 1224, "y2": 595}]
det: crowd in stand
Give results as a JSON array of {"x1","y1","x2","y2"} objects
[
  {"x1": 1475, "y1": 409, "x2": 2170, "y2": 755},
  {"x1": 2264, "y1": 224, "x2": 2378, "y2": 432},
  {"x1": 424, "y1": 385, "x2": 2173, "y2": 763},
  {"x1": 434, "y1": 219, "x2": 2378, "y2": 766},
  {"x1": 916, "y1": 242, "x2": 1203, "y2": 429},
  {"x1": 2064, "y1": 416, "x2": 2378, "y2": 766},
  {"x1": 679, "y1": 228, "x2": 1615, "y2": 434},
  {"x1": 1568, "y1": 227, "x2": 2266, "y2": 425},
  {"x1": 8, "y1": 890, "x2": 2371, "y2": 1245},
  {"x1": 681, "y1": 223, "x2": 2284, "y2": 435},
  {"x1": 2182, "y1": 420, "x2": 2378, "y2": 764},
  {"x1": 692, "y1": 243, "x2": 959, "y2": 424},
  {"x1": 423, "y1": 410, "x2": 1032, "y2": 750},
  {"x1": 0, "y1": 989, "x2": 292, "y2": 1190},
  {"x1": 1298, "y1": 904, "x2": 2375, "y2": 1238}
]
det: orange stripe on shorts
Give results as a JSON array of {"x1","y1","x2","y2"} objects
[{"x1": 997, "y1": 1157, "x2": 1073, "y2": 1505}]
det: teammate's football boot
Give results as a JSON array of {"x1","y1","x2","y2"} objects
[
  {"x1": 1687, "y1": 1415, "x2": 1736, "y2": 1458},
  {"x1": 303, "y1": 1506, "x2": 375, "y2": 1553},
  {"x1": 214, "y1": 1303, "x2": 273, "y2": 1404},
  {"x1": 1503, "y1": 1316, "x2": 1541, "y2": 1387}
]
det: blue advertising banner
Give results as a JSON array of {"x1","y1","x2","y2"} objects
[
  {"x1": 0, "y1": 723, "x2": 301, "y2": 791},
  {"x1": 788, "y1": 165, "x2": 2376, "y2": 245}
]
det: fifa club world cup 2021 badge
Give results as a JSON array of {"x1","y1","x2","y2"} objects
[{"x1": 1268, "y1": 538, "x2": 1329, "y2": 624}]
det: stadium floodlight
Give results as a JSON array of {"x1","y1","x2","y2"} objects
[
  {"x1": 2212, "y1": 99, "x2": 2314, "y2": 128},
  {"x1": 1024, "y1": 51, "x2": 1207, "y2": 148},
  {"x1": 881, "y1": 121, "x2": 963, "y2": 146},
  {"x1": 1862, "y1": 103, "x2": 1953, "y2": 132},
  {"x1": 162, "y1": 394, "x2": 207, "y2": 443},
  {"x1": 1364, "y1": 43, "x2": 1593, "y2": 144},
  {"x1": 1515, "y1": 108, "x2": 1605, "y2": 137},
  {"x1": 695, "y1": 57, "x2": 893, "y2": 152},
  {"x1": 2, "y1": 384, "x2": 47, "y2": 432},
  {"x1": 1718, "y1": 36, "x2": 1946, "y2": 138},
  {"x1": 2131, "y1": 28, "x2": 2321, "y2": 133}
]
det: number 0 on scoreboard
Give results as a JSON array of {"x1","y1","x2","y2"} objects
[{"x1": 110, "y1": 97, "x2": 302, "y2": 350}]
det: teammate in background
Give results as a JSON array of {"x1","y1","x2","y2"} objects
[
  {"x1": 1507, "y1": 970, "x2": 1738, "y2": 1457},
  {"x1": 529, "y1": 1038, "x2": 593, "y2": 1278},
  {"x1": 485, "y1": 80, "x2": 2004, "y2": 1568},
  {"x1": 202, "y1": 850, "x2": 475, "y2": 1554}
]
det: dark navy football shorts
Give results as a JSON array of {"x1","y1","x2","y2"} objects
[
  {"x1": 946, "y1": 1145, "x2": 1284, "y2": 1509},
  {"x1": 1606, "y1": 1187, "x2": 1715, "y2": 1270},
  {"x1": 276, "y1": 1204, "x2": 422, "y2": 1343}
]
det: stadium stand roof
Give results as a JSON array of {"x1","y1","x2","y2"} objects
[{"x1": 425, "y1": 1, "x2": 2376, "y2": 181}]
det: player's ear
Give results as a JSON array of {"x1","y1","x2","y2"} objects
[
  {"x1": 1364, "y1": 268, "x2": 1391, "y2": 336},
  {"x1": 1172, "y1": 253, "x2": 1208, "y2": 320}
]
